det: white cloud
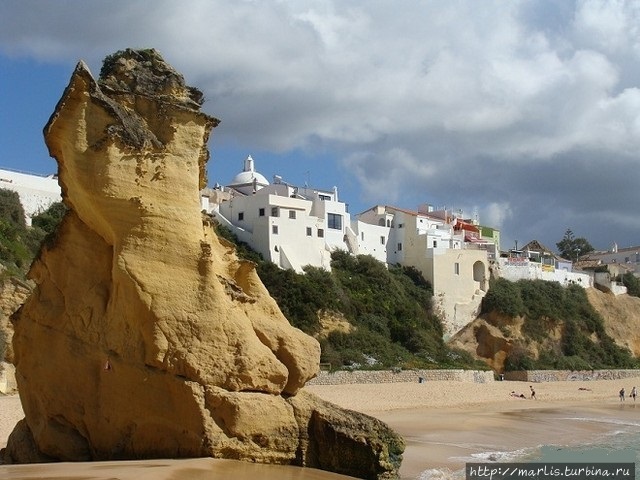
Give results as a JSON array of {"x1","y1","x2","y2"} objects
[
  {"x1": 574, "y1": 0, "x2": 640, "y2": 53},
  {"x1": 481, "y1": 202, "x2": 514, "y2": 231}
]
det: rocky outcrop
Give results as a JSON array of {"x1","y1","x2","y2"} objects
[
  {"x1": 450, "y1": 287, "x2": 640, "y2": 373},
  {"x1": 0, "y1": 277, "x2": 32, "y2": 365},
  {"x1": 448, "y1": 318, "x2": 512, "y2": 372},
  {"x1": 0, "y1": 277, "x2": 32, "y2": 393},
  {"x1": 3, "y1": 49, "x2": 403, "y2": 479},
  {"x1": 449, "y1": 310, "x2": 563, "y2": 373}
]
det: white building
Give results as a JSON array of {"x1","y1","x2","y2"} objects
[
  {"x1": 355, "y1": 205, "x2": 492, "y2": 337},
  {"x1": 493, "y1": 240, "x2": 593, "y2": 288},
  {"x1": 0, "y1": 168, "x2": 62, "y2": 225},
  {"x1": 208, "y1": 156, "x2": 352, "y2": 272},
  {"x1": 206, "y1": 157, "x2": 497, "y2": 337},
  {"x1": 582, "y1": 243, "x2": 640, "y2": 276}
]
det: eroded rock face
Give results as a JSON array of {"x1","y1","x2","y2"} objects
[
  {"x1": 3, "y1": 49, "x2": 403, "y2": 479},
  {"x1": 0, "y1": 278, "x2": 32, "y2": 365}
]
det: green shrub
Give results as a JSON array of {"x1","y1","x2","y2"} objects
[
  {"x1": 481, "y1": 278, "x2": 525, "y2": 317},
  {"x1": 212, "y1": 222, "x2": 263, "y2": 264},
  {"x1": 486, "y1": 278, "x2": 637, "y2": 370},
  {"x1": 519, "y1": 279, "x2": 564, "y2": 321},
  {"x1": 0, "y1": 194, "x2": 67, "y2": 278},
  {"x1": 0, "y1": 190, "x2": 33, "y2": 275},
  {"x1": 622, "y1": 273, "x2": 640, "y2": 298},
  {"x1": 504, "y1": 345, "x2": 535, "y2": 371},
  {"x1": 258, "y1": 262, "x2": 325, "y2": 335},
  {"x1": 322, "y1": 328, "x2": 411, "y2": 368},
  {"x1": 554, "y1": 355, "x2": 593, "y2": 371},
  {"x1": 0, "y1": 190, "x2": 26, "y2": 229},
  {"x1": 31, "y1": 202, "x2": 67, "y2": 235}
]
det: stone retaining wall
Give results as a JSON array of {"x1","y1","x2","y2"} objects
[
  {"x1": 504, "y1": 369, "x2": 640, "y2": 382},
  {"x1": 307, "y1": 369, "x2": 494, "y2": 385},
  {"x1": 307, "y1": 369, "x2": 640, "y2": 385}
]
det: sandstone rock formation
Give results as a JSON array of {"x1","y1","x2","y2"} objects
[
  {"x1": 0, "y1": 277, "x2": 32, "y2": 365},
  {"x1": 449, "y1": 310, "x2": 563, "y2": 373},
  {"x1": 0, "y1": 278, "x2": 31, "y2": 393},
  {"x1": 3, "y1": 49, "x2": 403, "y2": 479},
  {"x1": 586, "y1": 288, "x2": 640, "y2": 356}
]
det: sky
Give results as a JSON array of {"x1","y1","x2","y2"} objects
[{"x1": 1, "y1": 0, "x2": 639, "y2": 253}]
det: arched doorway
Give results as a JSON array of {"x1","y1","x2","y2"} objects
[{"x1": 473, "y1": 260, "x2": 487, "y2": 292}]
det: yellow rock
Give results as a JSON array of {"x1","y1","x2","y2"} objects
[{"x1": 4, "y1": 49, "x2": 402, "y2": 479}]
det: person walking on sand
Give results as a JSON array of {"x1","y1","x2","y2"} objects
[
  {"x1": 530, "y1": 385, "x2": 536, "y2": 400},
  {"x1": 631, "y1": 386, "x2": 637, "y2": 402},
  {"x1": 619, "y1": 387, "x2": 625, "y2": 402}
]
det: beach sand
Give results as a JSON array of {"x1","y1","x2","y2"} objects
[
  {"x1": 1, "y1": 376, "x2": 639, "y2": 479},
  {"x1": 306, "y1": 378, "x2": 640, "y2": 478}
]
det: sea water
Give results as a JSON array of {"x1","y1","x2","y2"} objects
[{"x1": 417, "y1": 407, "x2": 640, "y2": 480}]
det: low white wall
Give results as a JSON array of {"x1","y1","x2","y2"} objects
[{"x1": 495, "y1": 258, "x2": 592, "y2": 288}]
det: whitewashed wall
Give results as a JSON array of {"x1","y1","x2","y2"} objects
[{"x1": 495, "y1": 258, "x2": 592, "y2": 287}]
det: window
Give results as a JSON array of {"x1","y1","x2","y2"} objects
[
  {"x1": 306, "y1": 227, "x2": 312, "y2": 236},
  {"x1": 433, "y1": 240, "x2": 437, "y2": 248},
  {"x1": 380, "y1": 236, "x2": 385, "y2": 245},
  {"x1": 327, "y1": 213, "x2": 342, "y2": 230},
  {"x1": 454, "y1": 262, "x2": 460, "y2": 275},
  {"x1": 318, "y1": 228, "x2": 324, "y2": 238},
  {"x1": 238, "y1": 212, "x2": 244, "y2": 221},
  {"x1": 398, "y1": 223, "x2": 404, "y2": 228},
  {"x1": 272, "y1": 225, "x2": 279, "y2": 234},
  {"x1": 271, "y1": 207, "x2": 279, "y2": 217},
  {"x1": 259, "y1": 208, "x2": 265, "y2": 217},
  {"x1": 397, "y1": 243, "x2": 402, "y2": 251},
  {"x1": 289, "y1": 210, "x2": 296, "y2": 219},
  {"x1": 361, "y1": 232, "x2": 364, "y2": 241},
  {"x1": 386, "y1": 219, "x2": 391, "y2": 227},
  {"x1": 319, "y1": 194, "x2": 331, "y2": 201}
]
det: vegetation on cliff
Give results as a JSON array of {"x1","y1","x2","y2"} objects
[
  {"x1": 215, "y1": 222, "x2": 484, "y2": 370},
  {"x1": 481, "y1": 278, "x2": 637, "y2": 371},
  {"x1": 0, "y1": 189, "x2": 66, "y2": 279},
  {"x1": 621, "y1": 272, "x2": 640, "y2": 298}
]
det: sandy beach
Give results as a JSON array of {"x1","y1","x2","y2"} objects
[{"x1": 2, "y1": 376, "x2": 639, "y2": 479}]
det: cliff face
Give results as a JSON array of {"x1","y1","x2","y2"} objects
[
  {"x1": 586, "y1": 288, "x2": 640, "y2": 356},
  {"x1": 3, "y1": 49, "x2": 403, "y2": 479},
  {"x1": 0, "y1": 278, "x2": 32, "y2": 365},
  {"x1": 449, "y1": 288, "x2": 640, "y2": 372},
  {"x1": 0, "y1": 278, "x2": 32, "y2": 393}
]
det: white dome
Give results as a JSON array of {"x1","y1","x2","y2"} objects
[
  {"x1": 228, "y1": 155, "x2": 269, "y2": 194},
  {"x1": 231, "y1": 170, "x2": 269, "y2": 186}
]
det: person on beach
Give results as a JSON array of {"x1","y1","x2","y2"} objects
[
  {"x1": 631, "y1": 386, "x2": 637, "y2": 402},
  {"x1": 530, "y1": 385, "x2": 536, "y2": 400},
  {"x1": 619, "y1": 387, "x2": 625, "y2": 401}
]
